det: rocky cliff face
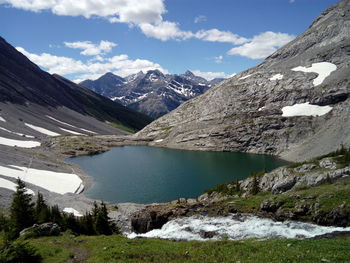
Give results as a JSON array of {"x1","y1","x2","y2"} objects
[
  {"x1": 136, "y1": 0, "x2": 350, "y2": 162},
  {"x1": 80, "y1": 70, "x2": 224, "y2": 119}
]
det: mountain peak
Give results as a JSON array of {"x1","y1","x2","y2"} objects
[{"x1": 183, "y1": 70, "x2": 195, "y2": 77}]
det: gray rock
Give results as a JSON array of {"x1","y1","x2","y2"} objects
[
  {"x1": 20, "y1": 223, "x2": 61, "y2": 237},
  {"x1": 294, "y1": 164, "x2": 317, "y2": 173},
  {"x1": 319, "y1": 158, "x2": 337, "y2": 169},
  {"x1": 135, "y1": 0, "x2": 350, "y2": 163}
]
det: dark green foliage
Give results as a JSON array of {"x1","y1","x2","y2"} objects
[
  {"x1": 50, "y1": 205, "x2": 63, "y2": 226},
  {"x1": 94, "y1": 202, "x2": 112, "y2": 235},
  {"x1": 205, "y1": 180, "x2": 241, "y2": 196},
  {"x1": 0, "y1": 241, "x2": 42, "y2": 263},
  {"x1": 250, "y1": 175, "x2": 260, "y2": 195},
  {"x1": 10, "y1": 179, "x2": 35, "y2": 238},
  {"x1": 34, "y1": 193, "x2": 50, "y2": 224}
]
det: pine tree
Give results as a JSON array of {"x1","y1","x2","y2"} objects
[
  {"x1": 10, "y1": 178, "x2": 35, "y2": 237},
  {"x1": 35, "y1": 192, "x2": 50, "y2": 223},
  {"x1": 94, "y1": 202, "x2": 112, "y2": 235},
  {"x1": 50, "y1": 205, "x2": 63, "y2": 227},
  {"x1": 250, "y1": 175, "x2": 260, "y2": 195}
]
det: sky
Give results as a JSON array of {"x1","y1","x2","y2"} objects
[{"x1": 0, "y1": 0, "x2": 340, "y2": 82}]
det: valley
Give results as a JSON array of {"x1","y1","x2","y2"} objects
[{"x1": 0, "y1": 0, "x2": 350, "y2": 261}]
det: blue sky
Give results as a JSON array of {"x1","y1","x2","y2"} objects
[{"x1": 1, "y1": 0, "x2": 339, "y2": 82}]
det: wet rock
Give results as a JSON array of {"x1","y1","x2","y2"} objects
[
  {"x1": 199, "y1": 230, "x2": 217, "y2": 239},
  {"x1": 131, "y1": 209, "x2": 172, "y2": 234},
  {"x1": 260, "y1": 200, "x2": 284, "y2": 213}
]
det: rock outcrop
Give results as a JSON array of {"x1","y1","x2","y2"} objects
[{"x1": 135, "y1": 0, "x2": 350, "y2": 162}]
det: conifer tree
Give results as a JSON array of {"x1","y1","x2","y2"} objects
[
  {"x1": 35, "y1": 192, "x2": 50, "y2": 223},
  {"x1": 10, "y1": 178, "x2": 35, "y2": 237},
  {"x1": 94, "y1": 202, "x2": 112, "y2": 235}
]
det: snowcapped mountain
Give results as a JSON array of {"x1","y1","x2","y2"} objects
[{"x1": 80, "y1": 70, "x2": 224, "y2": 119}]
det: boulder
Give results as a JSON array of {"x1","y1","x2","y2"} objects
[
  {"x1": 319, "y1": 158, "x2": 337, "y2": 170},
  {"x1": 20, "y1": 223, "x2": 61, "y2": 237}
]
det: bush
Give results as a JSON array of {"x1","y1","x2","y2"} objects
[{"x1": 0, "y1": 241, "x2": 42, "y2": 263}]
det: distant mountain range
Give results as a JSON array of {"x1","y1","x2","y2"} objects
[
  {"x1": 80, "y1": 70, "x2": 224, "y2": 118},
  {"x1": 0, "y1": 36, "x2": 152, "y2": 140}
]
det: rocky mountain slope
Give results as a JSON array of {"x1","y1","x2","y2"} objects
[
  {"x1": 0, "y1": 36, "x2": 152, "y2": 139},
  {"x1": 136, "y1": 0, "x2": 350, "y2": 162},
  {"x1": 80, "y1": 70, "x2": 224, "y2": 119}
]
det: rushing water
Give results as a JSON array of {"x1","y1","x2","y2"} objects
[{"x1": 66, "y1": 146, "x2": 288, "y2": 204}]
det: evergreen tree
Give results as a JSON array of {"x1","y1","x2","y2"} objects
[
  {"x1": 94, "y1": 202, "x2": 112, "y2": 235},
  {"x1": 50, "y1": 205, "x2": 63, "y2": 226},
  {"x1": 35, "y1": 192, "x2": 50, "y2": 223},
  {"x1": 79, "y1": 212, "x2": 95, "y2": 235},
  {"x1": 10, "y1": 178, "x2": 35, "y2": 237},
  {"x1": 250, "y1": 175, "x2": 260, "y2": 195}
]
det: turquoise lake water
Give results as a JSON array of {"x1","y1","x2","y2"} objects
[{"x1": 66, "y1": 146, "x2": 288, "y2": 204}]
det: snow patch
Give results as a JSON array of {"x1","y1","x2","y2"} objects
[
  {"x1": 0, "y1": 165, "x2": 83, "y2": 195},
  {"x1": 239, "y1": 74, "x2": 252, "y2": 80},
  {"x1": 46, "y1": 116, "x2": 76, "y2": 129},
  {"x1": 47, "y1": 116, "x2": 97, "y2": 134},
  {"x1": 63, "y1": 208, "x2": 83, "y2": 217},
  {"x1": 282, "y1": 102, "x2": 332, "y2": 117},
  {"x1": 0, "y1": 137, "x2": 41, "y2": 148},
  {"x1": 127, "y1": 215, "x2": 350, "y2": 241},
  {"x1": 154, "y1": 139, "x2": 164, "y2": 143},
  {"x1": 0, "y1": 116, "x2": 5, "y2": 122},
  {"x1": 0, "y1": 177, "x2": 35, "y2": 195},
  {"x1": 269, "y1": 74, "x2": 283, "y2": 81},
  {"x1": 292, "y1": 62, "x2": 337, "y2": 86},
  {"x1": 25, "y1": 123, "x2": 60, "y2": 136},
  {"x1": 59, "y1": 128, "x2": 85, "y2": 135},
  {"x1": 0, "y1": 127, "x2": 35, "y2": 138}
]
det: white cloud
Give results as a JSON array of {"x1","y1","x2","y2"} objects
[
  {"x1": 0, "y1": 0, "x2": 166, "y2": 24},
  {"x1": 195, "y1": 29, "x2": 248, "y2": 44},
  {"x1": 289, "y1": 0, "x2": 296, "y2": 3},
  {"x1": 191, "y1": 70, "x2": 234, "y2": 80},
  {"x1": 214, "y1": 55, "x2": 223, "y2": 64},
  {"x1": 64, "y1": 40, "x2": 117, "y2": 56},
  {"x1": 139, "y1": 21, "x2": 193, "y2": 41},
  {"x1": 227, "y1": 31, "x2": 295, "y2": 59},
  {"x1": 16, "y1": 47, "x2": 168, "y2": 82},
  {"x1": 194, "y1": 15, "x2": 206, "y2": 23}
]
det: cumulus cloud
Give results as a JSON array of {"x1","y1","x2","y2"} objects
[
  {"x1": 195, "y1": 29, "x2": 249, "y2": 45},
  {"x1": 139, "y1": 21, "x2": 193, "y2": 41},
  {"x1": 16, "y1": 46, "x2": 168, "y2": 82},
  {"x1": 191, "y1": 70, "x2": 234, "y2": 80},
  {"x1": 227, "y1": 31, "x2": 295, "y2": 59},
  {"x1": 194, "y1": 15, "x2": 206, "y2": 23},
  {"x1": 64, "y1": 40, "x2": 117, "y2": 56},
  {"x1": 0, "y1": 0, "x2": 166, "y2": 24}
]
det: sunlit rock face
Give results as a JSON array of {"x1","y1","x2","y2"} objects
[{"x1": 136, "y1": 0, "x2": 350, "y2": 162}]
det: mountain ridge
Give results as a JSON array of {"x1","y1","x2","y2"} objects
[
  {"x1": 80, "y1": 70, "x2": 224, "y2": 118},
  {"x1": 135, "y1": 0, "x2": 350, "y2": 162}
]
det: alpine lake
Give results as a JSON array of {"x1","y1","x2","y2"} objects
[{"x1": 66, "y1": 146, "x2": 288, "y2": 204}]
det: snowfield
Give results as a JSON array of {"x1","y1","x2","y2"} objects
[
  {"x1": 0, "y1": 116, "x2": 5, "y2": 122},
  {"x1": 63, "y1": 207, "x2": 83, "y2": 217},
  {"x1": 0, "y1": 126, "x2": 35, "y2": 138},
  {"x1": 25, "y1": 123, "x2": 60, "y2": 136},
  {"x1": 282, "y1": 102, "x2": 332, "y2": 117},
  {"x1": 46, "y1": 115, "x2": 77, "y2": 129},
  {"x1": 128, "y1": 215, "x2": 350, "y2": 241},
  {"x1": 0, "y1": 177, "x2": 35, "y2": 195},
  {"x1": 0, "y1": 165, "x2": 83, "y2": 195},
  {"x1": 269, "y1": 74, "x2": 284, "y2": 81},
  {"x1": 59, "y1": 128, "x2": 84, "y2": 135},
  {"x1": 0, "y1": 136, "x2": 41, "y2": 148},
  {"x1": 292, "y1": 62, "x2": 337, "y2": 86},
  {"x1": 239, "y1": 74, "x2": 252, "y2": 80}
]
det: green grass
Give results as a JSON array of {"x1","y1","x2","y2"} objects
[
  {"x1": 108, "y1": 121, "x2": 137, "y2": 133},
  {"x1": 22, "y1": 233, "x2": 350, "y2": 263}
]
